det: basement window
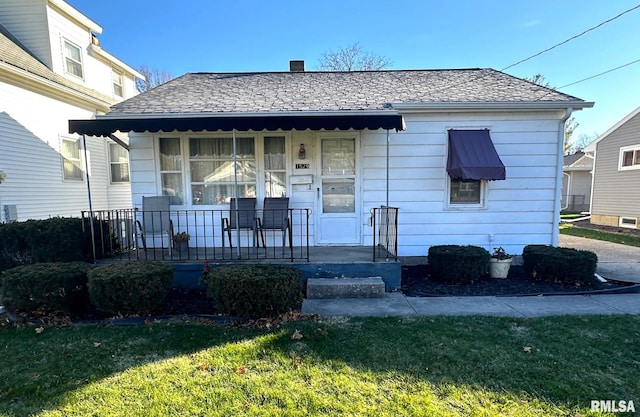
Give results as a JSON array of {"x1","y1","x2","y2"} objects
[{"x1": 619, "y1": 217, "x2": 638, "y2": 229}]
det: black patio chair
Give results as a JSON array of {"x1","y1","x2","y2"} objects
[
  {"x1": 257, "y1": 197, "x2": 292, "y2": 251},
  {"x1": 222, "y1": 197, "x2": 258, "y2": 249}
]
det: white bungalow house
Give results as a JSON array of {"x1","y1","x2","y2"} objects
[
  {"x1": 70, "y1": 61, "x2": 593, "y2": 257},
  {"x1": 584, "y1": 105, "x2": 640, "y2": 230},
  {"x1": 0, "y1": 0, "x2": 141, "y2": 222}
]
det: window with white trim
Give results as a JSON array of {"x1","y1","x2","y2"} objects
[
  {"x1": 112, "y1": 70, "x2": 124, "y2": 97},
  {"x1": 264, "y1": 136, "x2": 286, "y2": 197},
  {"x1": 159, "y1": 138, "x2": 184, "y2": 204},
  {"x1": 63, "y1": 40, "x2": 83, "y2": 78},
  {"x1": 109, "y1": 143, "x2": 129, "y2": 183},
  {"x1": 189, "y1": 136, "x2": 256, "y2": 205},
  {"x1": 619, "y1": 145, "x2": 640, "y2": 170},
  {"x1": 61, "y1": 137, "x2": 83, "y2": 180},
  {"x1": 448, "y1": 179, "x2": 485, "y2": 206}
]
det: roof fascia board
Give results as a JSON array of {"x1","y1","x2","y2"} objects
[
  {"x1": 0, "y1": 61, "x2": 112, "y2": 111},
  {"x1": 583, "y1": 105, "x2": 640, "y2": 152},
  {"x1": 391, "y1": 101, "x2": 594, "y2": 112},
  {"x1": 97, "y1": 110, "x2": 402, "y2": 120},
  {"x1": 88, "y1": 44, "x2": 144, "y2": 79},
  {"x1": 48, "y1": 0, "x2": 102, "y2": 34}
]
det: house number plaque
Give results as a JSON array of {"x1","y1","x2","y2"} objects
[{"x1": 295, "y1": 163, "x2": 310, "y2": 169}]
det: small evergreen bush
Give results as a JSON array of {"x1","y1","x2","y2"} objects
[
  {"x1": 428, "y1": 245, "x2": 490, "y2": 283},
  {"x1": 88, "y1": 262, "x2": 174, "y2": 316},
  {"x1": 0, "y1": 262, "x2": 90, "y2": 317},
  {"x1": 522, "y1": 245, "x2": 598, "y2": 285},
  {"x1": 201, "y1": 264, "x2": 303, "y2": 318}
]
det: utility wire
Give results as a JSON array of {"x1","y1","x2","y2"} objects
[
  {"x1": 557, "y1": 58, "x2": 640, "y2": 88},
  {"x1": 501, "y1": 3, "x2": 640, "y2": 71}
]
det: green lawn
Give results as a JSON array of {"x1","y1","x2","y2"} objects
[
  {"x1": 560, "y1": 223, "x2": 640, "y2": 247},
  {"x1": 1, "y1": 315, "x2": 638, "y2": 416}
]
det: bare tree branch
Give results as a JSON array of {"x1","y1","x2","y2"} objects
[
  {"x1": 317, "y1": 43, "x2": 392, "y2": 71},
  {"x1": 136, "y1": 65, "x2": 174, "y2": 92}
]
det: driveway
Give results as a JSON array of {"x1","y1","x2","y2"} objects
[{"x1": 559, "y1": 234, "x2": 640, "y2": 283}]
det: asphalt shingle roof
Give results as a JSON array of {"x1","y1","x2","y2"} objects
[{"x1": 108, "y1": 69, "x2": 586, "y2": 116}]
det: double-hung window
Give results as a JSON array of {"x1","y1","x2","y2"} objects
[
  {"x1": 189, "y1": 137, "x2": 256, "y2": 205},
  {"x1": 449, "y1": 179, "x2": 483, "y2": 205},
  {"x1": 159, "y1": 138, "x2": 184, "y2": 204},
  {"x1": 61, "y1": 137, "x2": 83, "y2": 180},
  {"x1": 109, "y1": 143, "x2": 129, "y2": 183},
  {"x1": 112, "y1": 70, "x2": 124, "y2": 97},
  {"x1": 619, "y1": 145, "x2": 640, "y2": 170},
  {"x1": 264, "y1": 136, "x2": 286, "y2": 197},
  {"x1": 63, "y1": 40, "x2": 83, "y2": 78}
]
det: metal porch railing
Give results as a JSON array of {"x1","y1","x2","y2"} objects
[
  {"x1": 81, "y1": 208, "x2": 311, "y2": 262},
  {"x1": 372, "y1": 206, "x2": 399, "y2": 261}
]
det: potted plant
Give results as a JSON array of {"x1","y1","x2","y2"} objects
[
  {"x1": 173, "y1": 232, "x2": 190, "y2": 253},
  {"x1": 489, "y1": 247, "x2": 512, "y2": 278}
]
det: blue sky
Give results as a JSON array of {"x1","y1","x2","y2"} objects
[{"x1": 68, "y1": 0, "x2": 640, "y2": 144}]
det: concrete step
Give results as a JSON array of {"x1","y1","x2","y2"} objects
[{"x1": 306, "y1": 277, "x2": 385, "y2": 299}]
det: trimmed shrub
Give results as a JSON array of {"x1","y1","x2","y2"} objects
[
  {"x1": 522, "y1": 245, "x2": 598, "y2": 285},
  {"x1": 0, "y1": 217, "x2": 114, "y2": 272},
  {"x1": 201, "y1": 264, "x2": 303, "y2": 318},
  {"x1": 428, "y1": 245, "x2": 490, "y2": 283},
  {"x1": 0, "y1": 262, "x2": 90, "y2": 317},
  {"x1": 88, "y1": 262, "x2": 174, "y2": 316}
]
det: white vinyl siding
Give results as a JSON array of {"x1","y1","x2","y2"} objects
[{"x1": 361, "y1": 112, "x2": 563, "y2": 256}]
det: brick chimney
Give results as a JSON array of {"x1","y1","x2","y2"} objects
[{"x1": 289, "y1": 60, "x2": 305, "y2": 72}]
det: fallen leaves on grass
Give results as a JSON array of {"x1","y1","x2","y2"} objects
[
  {"x1": 523, "y1": 346, "x2": 532, "y2": 353},
  {"x1": 291, "y1": 330, "x2": 303, "y2": 340}
]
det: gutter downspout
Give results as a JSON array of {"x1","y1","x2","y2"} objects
[{"x1": 552, "y1": 108, "x2": 573, "y2": 246}]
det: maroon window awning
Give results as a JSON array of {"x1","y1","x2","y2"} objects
[{"x1": 446, "y1": 129, "x2": 506, "y2": 181}]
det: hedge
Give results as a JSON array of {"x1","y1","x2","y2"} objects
[
  {"x1": 428, "y1": 245, "x2": 490, "y2": 283},
  {"x1": 522, "y1": 244, "x2": 598, "y2": 285},
  {"x1": 201, "y1": 264, "x2": 303, "y2": 318}
]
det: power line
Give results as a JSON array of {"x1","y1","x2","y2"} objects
[
  {"x1": 501, "y1": 3, "x2": 640, "y2": 71},
  {"x1": 558, "y1": 58, "x2": 640, "y2": 88}
]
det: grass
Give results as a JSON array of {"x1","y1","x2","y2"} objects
[
  {"x1": 560, "y1": 223, "x2": 640, "y2": 247},
  {"x1": 0, "y1": 315, "x2": 639, "y2": 416}
]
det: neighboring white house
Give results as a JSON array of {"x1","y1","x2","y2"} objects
[
  {"x1": 70, "y1": 62, "x2": 593, "y2": 256},
  {"x1": 0, "y1": 0, "x2": 142, "y2": 222},
  {"x1": 562, "y1": 150, "x2": 592, "y2": 213},
  {"x1": 584, "y1": 105, "x2": 640, "y2": 230}
]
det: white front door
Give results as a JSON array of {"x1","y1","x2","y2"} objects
[{"x1": 316, "y1": 136, "x2": 360, "y2": 245}]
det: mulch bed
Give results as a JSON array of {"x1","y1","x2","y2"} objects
[{"x1": 401, "y1": 264, "x2": 638, "y2": 297}]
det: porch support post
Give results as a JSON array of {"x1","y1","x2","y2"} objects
[
  {"x1": 82, "y1": 134, "x2": 96, "y2": 263},
  {"x1": 232, "y1": 129, "x2": 240, "y2": 256},
  {"x1": 386, "y1": 129, "x2": 390, "y2": 207}
]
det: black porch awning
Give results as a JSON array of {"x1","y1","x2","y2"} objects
[
  {"x1": 446, "y1": 129, "x2": 506, "y2": 181},
  {"x1": 69, "y1": 114, "x2": 405, "y2": 137}
]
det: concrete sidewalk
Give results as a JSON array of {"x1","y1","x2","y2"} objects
[
  {"x1": 303, "y1": 235, "x2": 640, "y2": 318},
  {"x1": 302, "y1": 292, "x2": 640, "y2": 317}
]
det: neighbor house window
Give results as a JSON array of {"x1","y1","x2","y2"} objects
[
  {"x1": 264, "y1": 136, "x2": 286, "y2": 197},
  {"x1": 61, "y1": 137, "x2": 83, "y2": 180},
  {"x1": 109, "y1": 143, "x2": 129, "y2": 183},
  {"x1": 189, "y1": 137, "x2": 256, "y2": 205},
  {"x1": 619, "y1": 145, "x2": 640, "y2": 170},
  {"x1": 63, "y1": 40, "x2": 83, "y2": 78},
  {"x1": 112, "y1": 70, "x2": 123, "y2": 97},
  {"x1": 159, "y1": 138, "x2": 184, "y2": 204}
]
